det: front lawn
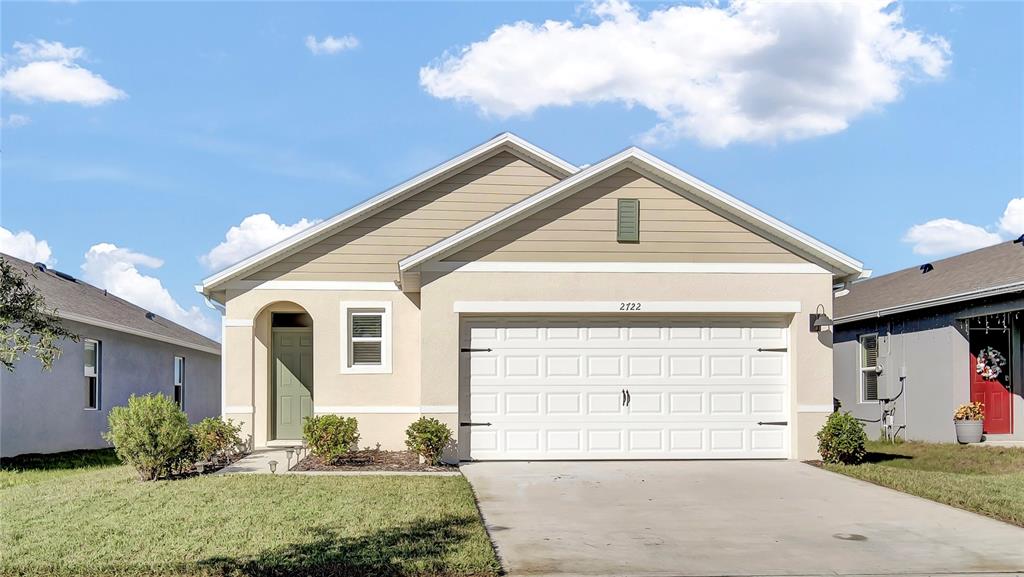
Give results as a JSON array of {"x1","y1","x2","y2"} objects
[
  {"x1": 0, "y1": 451, "x2": 500, "y2": 577},
  {"x1": 824, "y1": 440, "x2": 1024, "y2": 527}
]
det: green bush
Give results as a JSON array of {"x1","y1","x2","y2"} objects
[
  {"x1": 104, "y1": 394, "x2": 193, "y2": 480},
  {"x1": 816, "y1": 411, "x2": 867, "y2": 465},
  {"x1": 405, "y1": 417, "x2": 453, "y2": 465},
  {"x1": 192, "y1": 417, "x2": 243, "y2": 464},
  {"x1": 302, "y1": 415, "x2": 360, "y2": 464}
]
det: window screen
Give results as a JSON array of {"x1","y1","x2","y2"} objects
[
  {"x1": 860, "y1": 334, "x2": 878, "y2": 402},
  {"x1": 174, "y1": 356, "x2": 185, "y2": 409},
  {"x1": 84, "y1": 340, "x2": 100, "y2": 409},
  {"x1": 350, "y1": 312, "x2": 383, "y2": 365}
]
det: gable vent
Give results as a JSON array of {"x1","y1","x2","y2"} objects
[{"x1": 617, "y1": 198, "x2": 640, "y2": 243}]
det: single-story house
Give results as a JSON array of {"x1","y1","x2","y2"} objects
[
  {"x1": 1, "y1": 254, "x2": 221, "y2": 458},
  {"x1": 198, "y1": 133, "x2": 863, "y2": 461},
  {"x1": 834, "y1": 240, "x2": 1024, "y2": 442}
]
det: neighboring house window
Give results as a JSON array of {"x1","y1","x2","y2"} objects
[
  {"x1": 617, "y1": 198, "x2": 640, "y2": 243},
  {"x1": 174, "y1": 356, "x2": 185, "y2": 409},
  {"x1": 340, "y1": 302, "x2": 392, "y2": 374},
  {"x1": 84, "y1": 339, "x2": 100, "y2": 410},
  {"x1": 859, "y1": 334, "x2": 879, "y2": 402}
]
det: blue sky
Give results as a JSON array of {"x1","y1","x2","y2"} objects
[{"x1": 1, "y1": 1, "x2": 1021, "y2": 339}]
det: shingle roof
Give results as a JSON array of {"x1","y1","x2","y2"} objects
[
  {"x1": 2, "y1": 253, "x2": 220, "y2": 353},
  {"x1": 834, "y1": 240, "x2": 1024, "y2": 322}
]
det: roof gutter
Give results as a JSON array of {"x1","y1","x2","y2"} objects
[
  {"x1": 834, "y1": 280, "x2": 1024, "y2": 324},
  {"x1": 59, "y1": 311, "x2": 221, "y2": 355}
]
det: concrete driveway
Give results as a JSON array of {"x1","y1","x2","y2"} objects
[{"x1": 462, "y1": 461, "x2": 1024, "y2": 577}]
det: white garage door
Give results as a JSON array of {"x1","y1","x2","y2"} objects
[{"x1": 464, "y1": 316, "x2": 791, "y2": 460}]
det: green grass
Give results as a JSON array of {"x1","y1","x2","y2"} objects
[
  {"x1": 0, "y1": 451, "x2": 500, "y2": 577},
  {"x1": 825, "y1": 440, "x2": 1024, "y2": 527},
  {"x1": 0, "y1": 448, "x2": 121, "y2": 489}
]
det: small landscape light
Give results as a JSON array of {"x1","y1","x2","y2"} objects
[
  {"x1": 196, "y1": 462, "x2": 206, "y2": 474},
  {"x1": 268, "y1": 460, "x2": 278, "y2": 474}
]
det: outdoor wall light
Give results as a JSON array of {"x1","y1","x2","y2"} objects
[
  {"x1": 810, "y1": 304, "x2": 833, "y2": 333},
  {"x1": 268, "y1": 460, "x2": 278, "y2": 474}
]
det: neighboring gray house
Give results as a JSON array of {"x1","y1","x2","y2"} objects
[
  {"x1": 1, "y1": 254, "x2": 221, "y2": 458},
  {"x1": 834, "y1": 240, "x2": 1024, "y2": 443}
]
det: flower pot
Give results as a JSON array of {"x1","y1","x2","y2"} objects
[{"x1": 954, "y1": 419, "x2": 983, "y2": 444}]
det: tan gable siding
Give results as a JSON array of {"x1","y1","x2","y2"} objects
[
  {"x1": 242, "y1": 151, "x2": 560, "y2": 282},
  {"x1": 445, "y1": 168, "x2": 807, "y2": 263}
]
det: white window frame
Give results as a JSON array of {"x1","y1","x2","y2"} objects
[
  {"x1": 340, "y1": 301, "x2": 392, "y2": 374},
  {"x1": 859, "y1": 333, "x2": 879, "y2": 403},
  {"x1": 84, "y1": 339, "x2": 101, "y2": 410},
  {"x1": 174, "y1": 356, "x2": 185, "y2": 409}
]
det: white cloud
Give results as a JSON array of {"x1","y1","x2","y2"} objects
[
  {"x1": 0, "y1": 39, "x2": 126, "y2": 105},
  {"x1": 81, "y1": 243, "x2": 218, "y2": 339},
  {"x1": 997, "y1": 198, "x2": 1024, "y2": 237},
  {"x1": 902, "y1": 219, "x2": 1001, "y2": 256},
  {"x1": 420, "y1": 0, "x2": 951, "y2": 147},
  {"x1": 0, "y1": 113, "x2": 30, "y2": 128},
  {"x1": 903, "y1": 197, "x2": 1024, "y2": 256},
  {"x1": 0, "y1": 226, "x2": 55, "y2": 265},
  {"x1": 200, "y1": 213, "x2": 320, "y2": 271},
  {"x1": 305, "y1": 34, "x2": 359, "y2": 55}
]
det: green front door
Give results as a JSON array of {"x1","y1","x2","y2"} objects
[{"x1": 273, "y1": 329, "x2": 313, "y2": 440}]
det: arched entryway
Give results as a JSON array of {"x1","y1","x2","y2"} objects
[{"x1": 264, "y1": 307, "x2": 314, "y2": 441}]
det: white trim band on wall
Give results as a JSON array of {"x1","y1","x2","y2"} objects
[
  {"x1": 223, "y1": 405, "x2": 255, "y2": 414},
  {"x1": 314, "y1": 405, "x2": 459, "y2": 415},
  {"x1": 453, "y1": 301, "x2": 802, "y2": 314},
  {"x1": 797, "y1": 405, "x2": 835, "y2": 413},
  {"x1": 424, "y1": 261, "x2": 831, "y2": 274},
  {"x1": 223, "y1": 318, "x2": 254, "y2": 327},
  {"x1": 227, "y1": 280, "x2": 401, "y2": 292}
]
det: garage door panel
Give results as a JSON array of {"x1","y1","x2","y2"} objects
[{"x1": 465, "y1": 316, "x2": 790, "y2": 460}]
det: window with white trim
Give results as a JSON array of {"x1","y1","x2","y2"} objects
[
  {"x1": 174, "y1": 356, "x2": 185, "y2": 409},
  {"x1": 341, "y1": 302, "x2": 392, "y2": 374},
  {"x1": 84, "y1": 339, "x2": 100, "y2": 409},
  {"x1": 859, "y1": 334, "x2": 878, "y2": 402}
]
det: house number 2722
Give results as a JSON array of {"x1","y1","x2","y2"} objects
[{"x1": 619, "y1": 302, "x2": 642, "y2": 311}]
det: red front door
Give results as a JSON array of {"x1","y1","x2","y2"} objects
[{"x1": 970, "y1": 350, "x2": 1013, "y2": 435}]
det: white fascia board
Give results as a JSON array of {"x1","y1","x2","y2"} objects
[
  {"x1": 400, "y1": 148, "x2": 863, "y2": 278},
  {"x1": 200, "y1": 133, "x2": 577, "y2": 294},
  {"x1": 453, "y1": 301, "x2": 802, "y2": 314},
  {"x1": 835, "y1": 281, "x2": 1024, "y2": 324},
  {"x1": 226, "y1": 280, "x2": 400, "y2": 292},
  {"x1": 424, "y1": 261, "x2": 831, "y2": 274},
  {"x1": 59, "y1": 312, "x2": 221, "y2": 355}
]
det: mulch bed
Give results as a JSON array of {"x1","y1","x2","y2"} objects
[{"x1": 292, "y1": 450, "x2": 457, "y2": 472}]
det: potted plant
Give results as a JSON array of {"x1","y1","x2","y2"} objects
[{"x1": 953, "y1": 401, "x2": 984, "y2": 444}]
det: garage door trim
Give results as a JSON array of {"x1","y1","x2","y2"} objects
[{"x1": 454, "y1": 300, "x2": 802, "y2": 314}]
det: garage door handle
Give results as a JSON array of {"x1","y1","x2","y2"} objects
[
  {"x1": 626, "y1": 390, "x2": 631, "y2": 407},
  {"x1": 757, "y1": 421, "x2": 788, "y2": 426},
  {"x1": 757, "y1": 347, "x2": 788, "y2": 352},
  {"x1": 622, "y1": 389, "x2": 626, "y2": 406},
  {"x1": 461, "y1": 422, "x2": 492, "y2": 427}
]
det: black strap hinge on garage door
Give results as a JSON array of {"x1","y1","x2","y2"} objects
[
  {"x1": 460, "y1": 347, "x2": 492, "y2": 353},
  {"x1": 461, "y1": 422, "x2": 492, "y2": 427},
  {"x1": 756, "y1": 347, "x2": 788, "y2": 352},
  {"x1": 757, "y1": 421, "x2": 789, "y2": 426}
]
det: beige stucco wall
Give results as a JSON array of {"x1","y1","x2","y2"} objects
[
  {"x1": 222, "y1": 288, "x2": 422, "y2": 448},
  {"x1": 418, "y1": 270, "x2": 835, "y2": 461}
]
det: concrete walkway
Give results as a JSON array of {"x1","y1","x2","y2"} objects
[{"x1": 463, "y1": 460, "x2": 1024, "y2": 577}]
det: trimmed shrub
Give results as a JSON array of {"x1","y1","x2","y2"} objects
[
  {"x1": 192, "y1": 417, "x2": 243, "y2": 464},
  {"x1": 405, "y1": 417, "x2": 453, "y2": 465},
  {"x1": 816, "y1": 411, "x2": 867, "y2": 465},
  {"x1": 303, "y1": 415, "x2": 360, "y2": 464},
  {"x1": 104, "y1": 394, "x2": 193, "y2": 480}
]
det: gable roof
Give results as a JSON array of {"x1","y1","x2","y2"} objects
[
  {"x1": 199, "y1": 133, "x2": 577, "y2": 295},
  {"x1": 3, "y1": 253, "x2": 220, "y2": 355},
  {"x1": 835, "y1": 240, "x2": 1024, "y2": 323},
  {"x1": 399, "y1": 147, "x2": 863, "y2": 279}
]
